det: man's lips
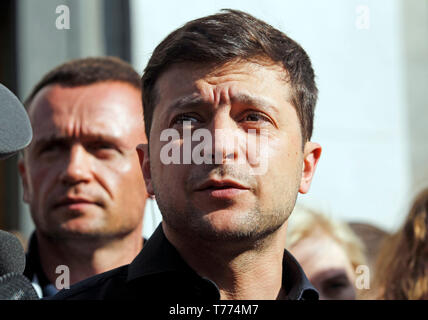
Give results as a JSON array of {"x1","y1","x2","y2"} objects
[
  {"x1": 194, "y1": 179, "x2": 250, "y2": 199},
  {"x1": 53, "y1": 197, "x2": 101, "y2": 209},
  {"x1": 195, "y1": 179, "x2": 249, "y2": 191}
]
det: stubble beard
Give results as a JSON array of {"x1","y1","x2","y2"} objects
[
  {"x1": 33, "y1": 205, "x2": 137, "y2": 243},
  {"x1": 152, "y1": 159, "x2": 301, "y2": 246},
  {"x1": 154, "y1": 181, "x2": 297, "y2": 246}
]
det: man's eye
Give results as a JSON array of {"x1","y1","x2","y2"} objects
[
  {"x1": 242, "y1": 112, "x2": 270, "y2": 123},
  {"x1": 97, "y1": 143, "x2": 113, "y2": 149},
  {"x1": 39, "y1": 143, "x2": 65, "y2": 154},
  {"x1": 171, "y1": 114, "x2": 200, "y2": 125},
  {"x1": 87, "y1": 142, "x2": 116, "y2": 151}
]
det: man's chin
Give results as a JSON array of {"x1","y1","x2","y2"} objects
[
  {"x1": 192, "y1": 209, "x2": 286, "y2": 243},
  {"x1": 54, "y1": 227, "x2": 106, "y2": 240},
  {"x1": 47, "y1": 218, "x2": 109, "y2": 239},
  {"x1": 190, "y1": 215, "x2": 262, "y2": 241}
]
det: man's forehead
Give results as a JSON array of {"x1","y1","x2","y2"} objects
[
  {"x1": 155, "y1": 60, "x2": 290, "y2": 113},
  {"x1": 30, "y1": 113, "x2": 125, "y2": 144},
  {"x1": 30, "y1": 83, "x2": 140, "y2": 120},
  {"x1": 29, "y1": 82, "x2": 142, "y2": 116},
  {"x1": 28, "y1": 83, "x2": 145, "y2": 143},
  {"x1": 157, "y1": 59, "x2": 286, "y2": 87}
]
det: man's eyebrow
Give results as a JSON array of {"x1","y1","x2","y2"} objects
[
  {"x1": 231, "y1": 93, "x2": 279, "y2": 114},
  {"x1": 167, "y1": 95, "x2": 211, "y2": 112},
  {"x1": 162, "y1": 93, "x2": 280, "y2": 121},
  {"x1": 167, "y1": 94, "x2": 277, "y2": 110},
  {"x1": 232, "y1": 93, "x2": 272, "y2": 108},
  {"x1": 33, "y1": 135, "x2": 69, "y2": 147},
  {"x1": 33, "y1": 133, "x2": 124, "y2": 148}
]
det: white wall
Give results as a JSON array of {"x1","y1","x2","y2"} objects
[{"x1": 130, "y1": 0, "x2": 428, "y2": 234}]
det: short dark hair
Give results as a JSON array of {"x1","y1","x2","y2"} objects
[
  {"x1": 25, "y1": 56, "x2": 141, "y2": 108},
  {"x1": 142, "y1": 9, "x2": 317, "y2": 143}
]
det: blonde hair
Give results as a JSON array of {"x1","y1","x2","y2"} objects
[
  {"x1": 286, "y1": 205, "x2": 367, "y2": 272},
  {"x1": 372, "y1": 188, "x2": 428, "y2": 300}
]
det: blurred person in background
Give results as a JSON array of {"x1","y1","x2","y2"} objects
[
  {"x1": 286, "y1": 206, "x2": 367, "y2": 300},
  {"x1": 371, "y1": 187, "x2": 428, "y2": 300},
  {"x1": 18, "y1": 57, "x2": 149, "y2": 297},
  {"x1": 348, "y1": 222, "x2": 389, "y2": 279}
]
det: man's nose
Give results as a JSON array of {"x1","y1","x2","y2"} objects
[
  {"x1": 209, "y1": 113, "x2": 242, "y2": 164},
  {"x1": 59, "y1": 144, "x2": 92, "y2": 185}
]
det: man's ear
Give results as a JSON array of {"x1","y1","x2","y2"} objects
[
  {"x1": 18, "y1": 158, "x2": 31, "y2": 203},
  {"x1": 137, "y1": 143, "x2": 155, "y2": 196},
  {"x1": 299, "y1": 141, "x2": 322, "y2": 194}
]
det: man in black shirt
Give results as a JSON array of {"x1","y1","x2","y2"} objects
[
  {"x1": 51, "y1": 9, "x2": 322, "y2": 300},
  {"x1": 19, "y1": 57, "x2": 149, "y2": 297}
]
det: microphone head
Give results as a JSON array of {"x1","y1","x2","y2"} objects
[
  {"x1": 0, "y1": 272, "x2": 39, "y2": 300},
  {"x1": 0, "y1": 230, "x2": 26, "y2": 276},
  {"x1": 0, "y1": 83, "x2": 33, "y2": 159}
]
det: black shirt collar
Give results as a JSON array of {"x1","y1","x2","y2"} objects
[
  {"x1": 24, "y1": 232, "x2": 52, "y2": 295},
  {"x1": 25, "y1": 232, "x2": 148, "y2": 298},
  {"x1": 128, "y1": 223, "x2": 194, "y2": 279},
  {"x1": 282, "y1": 244, "x2": 319, "y2": 300},
  {"x1": 128, "y1": 224, "x2": 318, "y2": 300}
]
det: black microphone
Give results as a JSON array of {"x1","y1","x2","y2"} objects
[
  {"x1": 0, "y1": 230, "x2": 39, "y2": 300},
  {"x1": 0, "y1": 83, "x2": 32, "y2": 159}
]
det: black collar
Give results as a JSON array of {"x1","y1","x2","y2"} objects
[
  {"x1": 128, "y1": 224, "x2": 318, "y2": 300},
  {"x1": 25, "y1": 232, "x2": 148, "y2": 298},
  {"x1": 24, "y1": 233, "x2": 52, "y2": 294}
]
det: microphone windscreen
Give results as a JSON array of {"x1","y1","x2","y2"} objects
[
  {"x1": 0, "y1": 83, "x2": 32, "y2": 159},
  {"x1": 0, "y1": 272, "x2": 39, "y2": 300},
  {"x1": 0, "y1": 230, "x2": 26, "y2": 276}
]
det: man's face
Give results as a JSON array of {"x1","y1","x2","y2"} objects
[
  {"x1": 140, "y1": 60, "x2": 320, "y2": 241},
  {"x1": 20, "y1": 82, "x2": 148, "y2": 240}
]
